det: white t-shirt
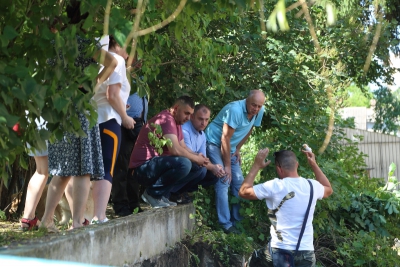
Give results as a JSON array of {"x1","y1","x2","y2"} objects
[
  {"x1": 93, "y1": 52, "x2": 130, "y2": 125},
  {"x1": 253, "y1": 177, "x2": 325, "y2": 251}
]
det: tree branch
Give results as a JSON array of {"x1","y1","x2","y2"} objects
[
  {"x1": 300, "y1": 0, "x2": 321, "y2": 54},
  {"x1": 125, "y1": 0, "x2": 146, "y2": 68},
  {"x1": 258, "y1": 0, "x2": 267, "y2": 39},
  {"x1": 131, "y1": 0, "x2": 187, "y2": 38},
  {"x1": 363, "y1": 10, "x2": 383, "y2": 74}
]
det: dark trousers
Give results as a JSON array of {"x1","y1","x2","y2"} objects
[
  {"x1": 130, "y1": 156, "x2": 193, "y2": 198},
  {"x1": 171, "y1": 163, "x2": 218, "y2": 195},
  {"x1": 111, "y1": 121, "x2": 143, "y2": 213}
]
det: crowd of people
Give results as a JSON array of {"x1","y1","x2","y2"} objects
[{"x1": 18, "y1": 1, "x2": 333, "y2": 266}]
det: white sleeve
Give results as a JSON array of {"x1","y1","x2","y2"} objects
[
  {"x1": 253, "y1": 182, "x2": 272, "y2": 200},
  {"x1": 311, "y1": 180, "x2": 325, "y2": 200}
]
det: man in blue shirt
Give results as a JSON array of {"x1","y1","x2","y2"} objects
[
  {"x1": 205, "y1": 89, "x2": 265, "y2": 234},
  {"x1": 170, "y1": 104, "x2": 226, "y2": 204},
  {"x1": 112, "y1": 92, "x2": 148, "y2": 216}
]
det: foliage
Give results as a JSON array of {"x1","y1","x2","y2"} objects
[
  {"x1": 190, "y1": 186, "x2": 255, "y2": 265},
  {"x1": 373, "y1": 87, "x2": 400, "y2": 134},
  {"x1": 147, "y1": 122, "x2": 173, "y2": 154},
  {"x1": 0, "y1": 210, "x2": 5, "y2": 220},
  {"x1": 392, "y1": 87, "x2": 400, "y2": 101},
  {"x1": 190, "y1": 121, "x2": 400, "y2": 266},
  {"x1": 1, "y1": 0, "x2": 400, "y2": 265},
  {"x1": 1, "y1": 0, "x2": 399, "y2": 176},
  {"x1": 341, "y1": 85, "x2": 373, "y2": 108}
]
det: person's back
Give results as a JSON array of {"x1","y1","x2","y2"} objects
[
  {"x1": 254, "y1": 177, "x2": 324, "y2": 251},
  {"x1": 239, "y1": 148, "x2": 333, "y2": 267}
]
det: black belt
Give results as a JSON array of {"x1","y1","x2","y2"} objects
[{"x1": 132, "y1": 118, "x2": 145, "y2": 124}]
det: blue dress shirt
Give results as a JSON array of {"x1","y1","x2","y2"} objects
[{"x1": 182, "y1": 121, "x2": 207, "y2": 156}]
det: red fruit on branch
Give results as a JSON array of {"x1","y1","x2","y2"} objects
[{"x1": 12, "y1": 122, "x2": 22, "y2": 136}]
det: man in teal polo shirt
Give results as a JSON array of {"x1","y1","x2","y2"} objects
[{"x1": 205, "y1": 90, "x2": 265, "y2": 234}]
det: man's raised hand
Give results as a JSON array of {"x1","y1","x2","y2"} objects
[
  {"x1": 302, "y1": 150, "x2": 317, "y2": 167},
  {"x1": 254, "y1": 148, "x2": 271, "y2": 170}
]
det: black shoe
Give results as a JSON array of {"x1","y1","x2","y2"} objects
[
  {"x1": 169, "y1": 192, "x2": 192, "y2": 205},
  {"x1": 223, "y1": 226, "x2": 241, "y2": 234},
  {"x1": 115, "y1": 207, "x2": 133, "y2": 217}
]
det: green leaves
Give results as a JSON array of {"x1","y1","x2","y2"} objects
[
  {"x1": 2, "y1": 25, "x2": 18, "y2": 40},
  {"x1": 388, "y1": 162, "x2": 396, "y2": 178},
  {"x1": 148, "y1": 123, "x2": 173, "y2": 155}
]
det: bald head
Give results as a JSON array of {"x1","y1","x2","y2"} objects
[
  {"x1": 248, "y1": 89, "x2": 265, "y2": 100},
  {"x1": 245, "y1": 89, "x2": 265, "y2": 118}
]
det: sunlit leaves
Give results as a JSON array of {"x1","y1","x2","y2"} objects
[{"x1": 266, "y1": 0, "x2": 289, "y2": 32}]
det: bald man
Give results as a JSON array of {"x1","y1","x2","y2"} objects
[{"x1": 205, "y1": 90, "x2": 265, "y2": 234}]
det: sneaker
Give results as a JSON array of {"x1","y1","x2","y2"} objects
[
  {"x1": 141, "y1": 190, "x2": 169, "y2": 208},
  {"x1": 162, "y1": 196, "x2": 177, "y2": 206},
  {"x1": 169, "y1": 192, "x2": 192, "y2": 205},
  {"x1": 223, "y1": 226, "x2": 241, "y2": 235},
  {"x1": 91, "y1": 218, "x2": 109, "y2": 225}
]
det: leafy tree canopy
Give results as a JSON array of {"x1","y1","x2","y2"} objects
[
  {"x1": 342, "y1": 84, "x2": 373, "y2": 107},
  {"x1": 0, "y1": 0, "x2": 399, "y2": 181}
]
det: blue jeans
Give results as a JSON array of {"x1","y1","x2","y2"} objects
[
  {"x1": 248, "y1": 241, "x2": 316, "y2": 267},
  {"x1": 206, "y1": 142, "x2": 243, "y2": 230},
  {"x1": 171, "y1": 163, "x2": 218, "y2": 195},
  {"x1": 132, "y1": 156, "x2": 192, "y2": 198}
]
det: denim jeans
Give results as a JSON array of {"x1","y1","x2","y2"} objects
[
  {"x1": 248, "y1": 242, "x2": 316, "y2": 267},
  {"x1": 171, "y1": 163, "x2": 218, "y2": 195},
  {"x1": 206, "y1": 142, "x2": 244, "y2": 230},
  {"x1": 132, "y1": 156, "x2": 192, "y2": 198}
]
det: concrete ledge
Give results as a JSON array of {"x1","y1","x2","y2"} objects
[{"x1": 0, "y1": 204, "x2": 195, "y2": 266}]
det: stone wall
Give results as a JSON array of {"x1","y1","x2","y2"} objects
[{"x1": 1, "y1": 205, "x2": 195, "y2": 266}]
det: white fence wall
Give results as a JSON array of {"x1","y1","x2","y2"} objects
[{"x1": 342, "y1": 128, "x2": 400, "y2": 181}]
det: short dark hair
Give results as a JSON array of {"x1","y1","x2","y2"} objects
[
  {"x1": 174, "y1": 95, "x2": 195, "y2": 109},
  {"x1": 194, "y1": 104, "x2": 210, "y2": 114},
  {"x1": 109, "y1": 35, "x2": 118, "y2": 49},
  {"x1": 273, "y1": 150, "x2": 297, "y2": 171}
]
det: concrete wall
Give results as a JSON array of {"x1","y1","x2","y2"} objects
[{"x1": 0, "y1": 205, "x2": 195, "y2": 266}]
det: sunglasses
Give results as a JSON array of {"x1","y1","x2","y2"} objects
[{"x1": 273, "y1": 151, "x2": 281, "y2": 167}]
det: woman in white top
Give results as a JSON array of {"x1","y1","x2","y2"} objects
[{"x1": 91, "y1": 35, "x2": 135, "y2": 223}]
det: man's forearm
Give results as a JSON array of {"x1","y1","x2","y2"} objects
[
  {"x1": 221, "y1": 138, "x2": 231, "y2": 168},
  {"x1": 239, "y1": 164, "x2": 259, "y2": 199},
  {"x1": 311, "y1": 163, "x2": 331, "y2": 188},
  {"x1": 174, "y1": 145, "x2": 199, "y2": 162}
]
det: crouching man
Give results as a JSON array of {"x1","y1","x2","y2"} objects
[{"x1": 128, "y1": 96, "x2": 209, "y2": 208}]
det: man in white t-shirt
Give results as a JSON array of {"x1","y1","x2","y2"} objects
[{"x1": 239, "y1": 148, "x2": 333, "y2": 267}]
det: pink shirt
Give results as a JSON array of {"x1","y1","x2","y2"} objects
[{"x1": 129, "y1": 110, "x2": 183, "y2": 168}]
